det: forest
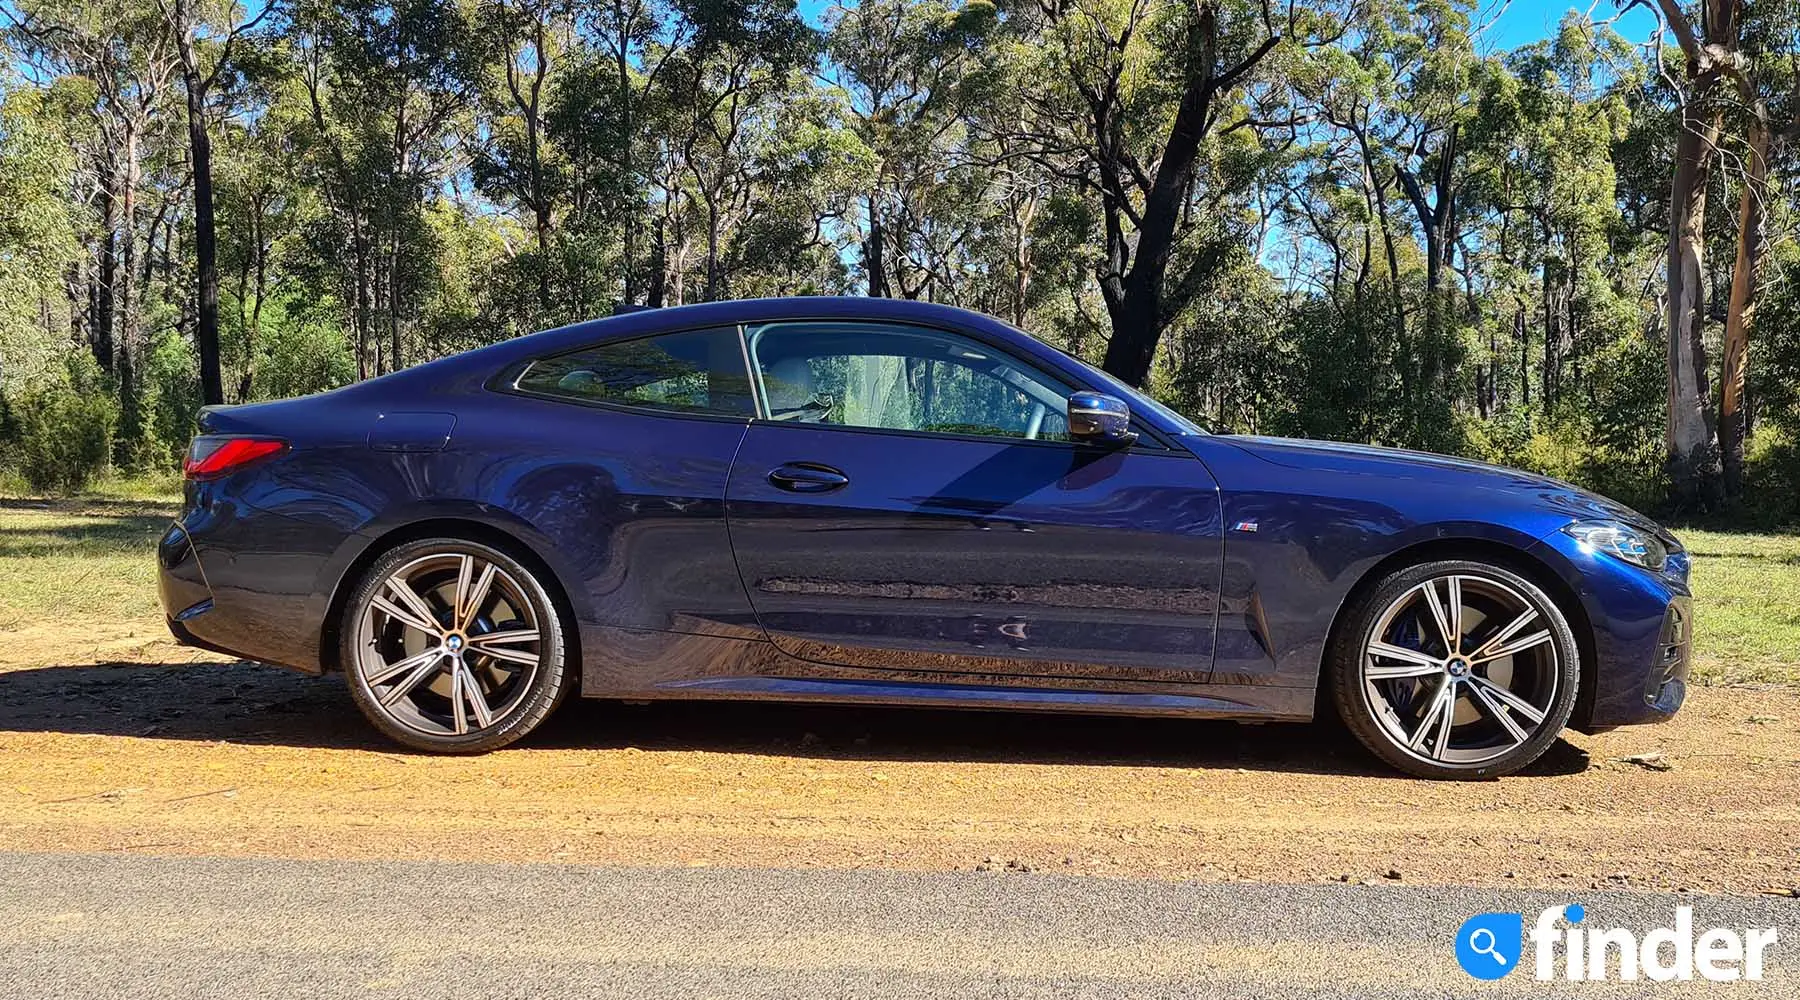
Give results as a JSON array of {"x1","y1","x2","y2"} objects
[{"x1": 0, "y1": 0, "x2": 1795, "y2": 521}]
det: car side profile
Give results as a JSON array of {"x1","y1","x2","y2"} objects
[{"x1": 157, "y1": 297, "x2": 1692, "y2": 778}]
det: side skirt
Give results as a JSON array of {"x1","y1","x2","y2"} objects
[{"x1": 579, "y1": 624, "x2": 1314, "y2": 721}]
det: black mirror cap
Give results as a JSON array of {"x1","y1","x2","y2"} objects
[{"x1": 1067, "y1": 391, "x2": 1137, "y2": 446}]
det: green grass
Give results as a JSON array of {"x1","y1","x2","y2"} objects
[
  {"x1": 0, "y1": 497, "x2": 177, "y2": 630},
  {"x1": 1676, "y1": 527, "x2": 1800, "y2": 686},
  {"x1": 0, "y1": 467, "x2": 183, "y2": 502},
  {"x1": 0, "y1": 483, "x2": 1796, "y2": 687}
]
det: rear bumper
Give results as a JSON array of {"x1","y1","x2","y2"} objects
[{"x1": 155, "y1": 500, "x2": 330, "y2": 675}]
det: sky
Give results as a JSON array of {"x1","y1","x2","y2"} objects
[
  {"x1": 1479, "y1": 0, "x2": 1661, "y2": 50},
  {"x1": 792, "y1": 1, "x2": 1666, "y2": 49}
]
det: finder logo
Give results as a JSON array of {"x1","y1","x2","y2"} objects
[
  {"x1": 1456, "y1": 912, "x2": 1523, "y2": 980},
  {"x1": 1456, "y1": 904, "x2": 1779, "y2": 982}
]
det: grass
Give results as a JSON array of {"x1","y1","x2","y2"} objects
[
  {"x1": 1676, "y1": 527, "x2": 1800, "y2": 686},
  {"x1": 0, "y1": 496, "x2": 177, "y2": 631},
  {"x1": 0, "y1": 482, "x2": 1796, "y2": 686}
]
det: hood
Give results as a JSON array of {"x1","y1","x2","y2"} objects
[{"x1": 1220, "y1": 435, "x2": 1665, "y2": 533}]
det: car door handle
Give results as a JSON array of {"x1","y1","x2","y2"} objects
[{"x1": 768, "y1": 463, "x2": 849, "y2": 493}]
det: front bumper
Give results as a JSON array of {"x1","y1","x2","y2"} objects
[
  {"x1": 1643, "y1": 597, "x2": 1692, "y2": 716},
  {"x1": 1528, "y1": 530, "x2": 1692, "y2": 730}
]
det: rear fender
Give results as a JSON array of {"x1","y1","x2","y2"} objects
[{"x1": 311, "y1": 500, "x2": 594, "y2": 672}]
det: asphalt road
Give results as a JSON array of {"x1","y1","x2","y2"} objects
[{"x1": 0, "y1": 852, "x2": 1792, "y2": 999}]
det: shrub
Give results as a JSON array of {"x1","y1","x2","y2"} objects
[
  {"x1": 11, "y1": 377, "x2": 119, "y2": 493},
  {"x1": 146, "y1": 330, "x2": 201, "y2": 470},
  {"x1": 1461, "y1": 409, "x2": 1665, "y2": 513},
  {"x1": 1737, "y1": 426, "x2": 1800, "y2": 529}
]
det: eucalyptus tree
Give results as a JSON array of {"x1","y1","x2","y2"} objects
[
  {"x1": 289, "y1": 0, "x2": 486, "y2": 377},
  {"x1": 157, "y1": 0, "x2": 270, "y2": 406},
  {"x1": 5, "y1": 0, "x2": 180, "y2": 459},
  {"x1": 994, "y1": 0, "x2": 1345, "y2": 387},
  {"x1": 826, "y1": 0, "x2": 993, "y2": 300},
  {"x1": 472, "y1": 0, "x2": 576, "y2": 324},
  {"x1": 1640, "y1": 0, "x2": 1739, "y2": 510},
  {"x1": 1711, "y1": 0, "x2": 1798, "y2": 497},
  {"x1": 643, "y1": 0, "x2": 818, "y2": 303}
]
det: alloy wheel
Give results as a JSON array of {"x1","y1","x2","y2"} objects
[
  {"x1": 352, "y1": 551, "x2": 544, "y2": 738},
  {"x1": 1360, "y1": 573, "x2": 1560, "y2": 767}
]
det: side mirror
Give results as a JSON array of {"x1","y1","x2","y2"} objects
[{"x1": 1067, "y1": 391, "x2": 1137, "y2": 446}]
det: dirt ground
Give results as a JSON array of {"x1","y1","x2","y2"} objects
[{"x1": 0, "y1": 623, "x2": 1796, "y2": 897}]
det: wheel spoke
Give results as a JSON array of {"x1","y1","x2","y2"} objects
[
  {"x1": 1367, "y1": 660, "x2": 1443, "y2": 681},
  {"x1": 458, "y1": 660, "x2": 494, "y2": 729},
  {"x1": 450, "y1": 556, "x2": 474, "y2": 628},
  {"x1": 364, "y1": 647, "x2": 443, "y2": 687},
  {"x1": 458, "y1": 561, "x2": 498, "y2": 632},
  {"x1": 1418, "y1": 582, "x2": 1461, "y2": 651},
  {"x1": 448, "y1": 660, "x2": 468, "y2": 735},
  {"x1": 1444, "y1": 576, "x2": 1463, "y2": 652},
  {"x1": 1470, "y1": 607, "x2": 1540, "y2": 659},
  {"x1": 1472, "y1": 628, "x2": 1552, "y2": 664},
  {"x1": 1367, "y1": 640, "x2": 1443, "y2": 670},
  {"x1": 379, "y1": 651, "x2": 446, "y2": 707},
  {"x1": 1407, "y1": 679, "x2": 1456, "y2": 752},
  {"x1": 468, "y1": 628, "x2": 539, "y2": 648},
  {"x1": 384, "y1": 577, "x2": 443, "y2": 635},
  {"x1": 470, "y1": 644, "x2": 539, "y2": 667},
  {"x1": 1431, "y1": 683, "x2": 1457, "y2": 759},
  {"x1": 370, "y1": 594, "x2": 439, "y2": 636},
  {"x1": 1468, "y1": 678, "x2": 1531, "y2": 746},
  {"x1": 1468, "y1": 674, "x2": 1547, "y2": 725}
]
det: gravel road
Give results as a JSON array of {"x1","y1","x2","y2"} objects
[
  {"x1": 0, "y1": 851, "x2": 1793, "y2": 999},
  {"x1": 1, "y1": 658, "x2": 1796, "y2": 894}
]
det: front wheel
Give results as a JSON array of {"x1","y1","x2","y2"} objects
[
  {"x1": 1328, "y1": 559, "x2": 1580, "y2": 779},
  {"x1": 341, "y1": 538, "x2": 571, "y2": 753}
]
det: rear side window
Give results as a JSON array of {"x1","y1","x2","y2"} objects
[{"x1": 514, "y1": 327, "x2": 754, "y2": 416}]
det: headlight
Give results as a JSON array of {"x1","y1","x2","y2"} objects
[{"x1": 1563, "y1": 519, "x2": 1669, "y2": 572}]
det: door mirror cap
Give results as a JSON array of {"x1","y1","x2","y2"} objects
[{"x1": 1067, "y1": 391, "x2": 1137, "y2": 446}]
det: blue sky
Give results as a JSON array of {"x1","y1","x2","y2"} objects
[
  {"x1": 794, "y1": 1, "x2": 1663, "y2": 48},
  {"x1": 1480, "y1": 0, "x2": 1659, "y2": 49}
]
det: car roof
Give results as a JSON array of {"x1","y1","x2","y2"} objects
[{"x1": 371, "y1": 297, "x2": 1046, "y2": 391}]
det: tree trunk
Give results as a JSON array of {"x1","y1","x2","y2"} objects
[
  {"x1": 1719, "y1": 119, "x2": 1768, "y2": 498},
  {"x1": 176, "y1": 17, "x2": 224, "y2": 406},
  {"x1": 864, "y1": 193, "x2": 888, "y2": 298},
  {"x1": 1664, "y1": 95, "x2": 1723, "y2": 510},
  {"x1": 115, "y1": 126, "x2": 142, "y2": 465},
  {"x1": 94, "y1": 154, "x2": 118, "y2": 374},
  {"x1": 1096, "y1": 3, "x2": 1278, "y2": 387}
]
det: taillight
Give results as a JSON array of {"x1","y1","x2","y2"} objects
[{"x1": 183, "y1": 436, "x2": 289, "y2": 481}]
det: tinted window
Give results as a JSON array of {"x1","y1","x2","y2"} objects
[
  {"x1": 516, "y1": 327, "x2": 754, "y2": 416},
  {"x1": 746, "y1": 322, "x2": 1073, "y2": 441}
]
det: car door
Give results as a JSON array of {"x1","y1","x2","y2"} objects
[
  {"x1": 724, "y1": 319, "x2": 1224, "y2": 683},
  {"x1": 494, "y1": 325, "x2": 759, "y2": 639}
]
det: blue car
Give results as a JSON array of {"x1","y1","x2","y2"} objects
[{"x1": 157, "y1": 298, "x2": 1691, "y2": 778}]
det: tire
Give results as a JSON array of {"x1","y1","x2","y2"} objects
[
  {"x1": 340, "y1": 537, "x2": 572, "y2": 753},
  {"x1": 1327, "y1": 559, "x2": 1580, "y2": 780}
]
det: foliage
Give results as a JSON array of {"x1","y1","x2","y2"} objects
[
  {"x1": 0, "y1": 0, "x2": 1793, "y2": 520},
  {"x1": 8, "y1": 355, "x2": 119, "y2": 492}
]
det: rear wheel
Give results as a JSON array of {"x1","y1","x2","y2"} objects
[
  {"x1": 1328, "y1": 559, "x2": 1579, "y2": 779},
  {"x1": 341, "y1": 537, "x2": 570, "y2": 753}
]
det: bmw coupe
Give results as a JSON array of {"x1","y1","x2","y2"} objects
[{"x1": 157, "y1": 297, "x2": 1691, "y2": 778}]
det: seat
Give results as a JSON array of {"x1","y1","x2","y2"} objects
[{"x1": 763, "y1": 357, "x2": 827, "y2": 422}]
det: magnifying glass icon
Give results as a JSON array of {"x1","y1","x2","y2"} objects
[{"x1": 1468, "y1": 928, "x2": 1508, "y2": 966}]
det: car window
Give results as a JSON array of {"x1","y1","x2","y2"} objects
[
  {"x1": 514, "y1": 327, "x2": 754, "y2": 417},
  {"x1": 745, "y1": 321, "x2": 1074, "y2": 442}
]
